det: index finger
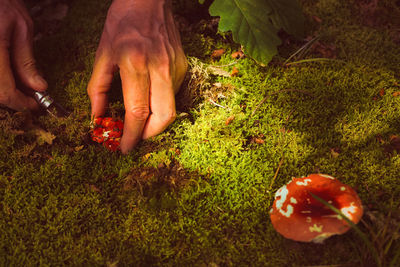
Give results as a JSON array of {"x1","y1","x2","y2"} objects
[
  {"x1": 87, "y1": 50, "x2": 114, "y2": 118},
  {"x1": 119, "y1": 56, "x2": 150, "y2": 154}
]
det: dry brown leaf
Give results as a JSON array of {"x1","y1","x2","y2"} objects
[
  {"x1": 225, "y1": 115, "x2": 235, "y2": 125},
  {"x1": 230, "y1": 67, "x2": 239, "y2": 77},
  {"x1": 254, "y1": 138, "x2": 265, "y2": 144},
  {"x1": 88, "y1": 184, "x2": 101, "y2": 193},
  {"x1": 231, "y1": 50, "x2": 244, "y2": 59},
  {"x1": 30, "y1": 127, "x2": 56, "y2": 145},
  {"x1": 330, "y1": 148, "x2": 340, "y2": 158},
  {"x1": 74, "y1": 145, "x2": 84, "y2": 152},
  {"x1": 379, "y1": 88, "x2": 385, "y2": 97},
  {"x1": 392, "y1": 91, "x2": 400, "y2": 97},
  {"x1": 211, "y1": 48, "x2": 225, "y2": 59}
]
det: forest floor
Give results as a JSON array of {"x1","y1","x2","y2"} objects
[{"x1": 1, "y1": 0, "x2": 400, "y2": 266}]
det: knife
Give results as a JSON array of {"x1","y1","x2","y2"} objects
[{"x1": 32, "y1": 90, "x2": 70, "y2": 118}]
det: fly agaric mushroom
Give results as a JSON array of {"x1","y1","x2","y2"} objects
[
  {"x1": 90, "y1": 117, "x2": 123, "y2": 151},
  {"x1": 269, "y1": 174, "x2": 363, "y2": 243}
]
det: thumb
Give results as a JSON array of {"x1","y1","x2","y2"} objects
[{"x1": 13, "y1": 40, "x2": 47, "y2": 92}]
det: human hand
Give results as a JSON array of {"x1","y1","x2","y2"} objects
[
  {"x1": 87, "y1": 0, "x2": 188, "y2": 154},
  {"x1": 0, "y1": 0, "x2": 48, "y2": 111}
]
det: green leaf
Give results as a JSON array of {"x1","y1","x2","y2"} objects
[{"x1": 209, "y1": 0, "x2": 304, "y2": 64}]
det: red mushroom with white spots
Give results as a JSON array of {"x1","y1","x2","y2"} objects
[{"x1": 269, "y1": 174, "x2": 363, "y2": 243}]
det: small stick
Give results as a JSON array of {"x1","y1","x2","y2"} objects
[
  {"x1": 209, "y1": 98, "x2": 230, "y2": 110},
  {"x1": 269, "y1": 157, "x2": 285, "y2": 191}
]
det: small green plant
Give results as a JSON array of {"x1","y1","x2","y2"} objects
[{"x1": 200, "y1": 0, "x2": 304, "y2": 64}]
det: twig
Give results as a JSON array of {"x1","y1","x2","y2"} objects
[
  {"x1": 283, "y1": 35, "x2": 321, "y2": 65},
  {"x1": 285, "y1": 58, "x2": 346, "y2": 66},
  {"x1": 269, "y1": 157, "x2": 284, "y2": 191},
  {"x1": 251, "y1": 88, "x2": 315, "y2": 117},
  {"x1": 212, "y1": 60, "x2": 238, "y2": 67},
  {"x1": 209, "y1": 98, "x2": 230, "y2": 110}
]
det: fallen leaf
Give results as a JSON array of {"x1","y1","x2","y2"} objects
[
  {"x1": 231, "y1": 50, "x2": 244, "y2": 59},
  {"x1": 379, "y1": 88, "x2": 385, "y2": 97},
  {"x1": 74, "y1": 145, "x2": 84, "y2": 152},
  {"x1": 30, "y1": 127, "x2": 56, "y2": 145},
  {"x1": 392, "y1": 91, "x2": 400, "y2": 97},
  {"x1": 390, "y1": 135, "x2": 399, "y2": 142},
  {"x1": 254, "y1": 138, "x2": 265, "y2": 144},
  {"x1": 211, "y1": 48, "x2": 225, "y2": 59},
  {"x1": 330, "y1": 147, "x2": 340, "y2": 158},
  {"x1": 230, "y1": 66, "x2": 239, "y2": 77},
  {"x1": 87, "y1": 184, "x2": 101, "y2": 193},
  {"x1": 225, "y1": 115, "x2": 235, "y2": 125}
]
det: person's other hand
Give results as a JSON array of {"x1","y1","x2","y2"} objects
[
  {"x1": 0, "y1": 0, "x2": 48, "y2": 111},
  {"x1": 87, "y1": 0, "x2": 188, "y2": 154}
]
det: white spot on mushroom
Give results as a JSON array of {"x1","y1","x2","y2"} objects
[
  {"x1": 270, "y1": 208, "x2": 273, "y2": 213},
  {"x1": 328, "y1": 200, "x2": 333, "y2": 204},
  {"x1": 296, "y1": 179, "x2": 312, "y2": 186},
  {"x1": 274, "y1": 185, "x2": 294, "y2": 217},
  {"x1": 279, "y1": 204, "x2": 294, "y2": 218},
  {"x1": 290, "y1": 197, "x2": 297, "y2": 204},
  {"x1": 103, "y1": 131, "x2": 110, "y2": 138},
  {"x1": 306, "y1": 217, "x2": 312, "y2": 223},
  {"x1": 340, "y1": 186, "x2": 346, "y2": 191},
  {"x1": 319, "y1": 174, "x2": 335, "y2": 180},
  {"x1": 309, "y1": 224, "x2": 323, "y2": 233},
  {"x1": 341, "y1": 202, "x2": 357, "y2": 220},
  {"x1": 274, "y1": 185, "x2": 288, "y2": 210}
]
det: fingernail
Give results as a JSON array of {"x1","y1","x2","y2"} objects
[{"x1": 34, "y1": 75, "x2": 48, "y2": 88}]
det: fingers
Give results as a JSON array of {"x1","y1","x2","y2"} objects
[
  {"x1": 142, "y1": 70, "x2": 176, "y2": 140},
  {"x1": 87, "y1": 50, "x2": 115, "y2": 118},
  {"x1": 0, "y1": 44, "x2": 38, "y2": 110},
  {"x1": 12, "y1": 18, "x2": 47, "y2": 92},
  {"x1": 119, "y1": 55, "x2": 150, "y2": 154}
]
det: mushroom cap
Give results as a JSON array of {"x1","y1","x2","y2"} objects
[{"x1": 269, "y1": 174, "x2": 363, "y2": 243}]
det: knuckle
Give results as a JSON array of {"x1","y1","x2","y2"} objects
[
  {"x1": 158, "y1": 109, "x2": 176, "y2": 125},
  {"x1": 126, "y1": 106, "x2": 150, "y2": 121}
]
